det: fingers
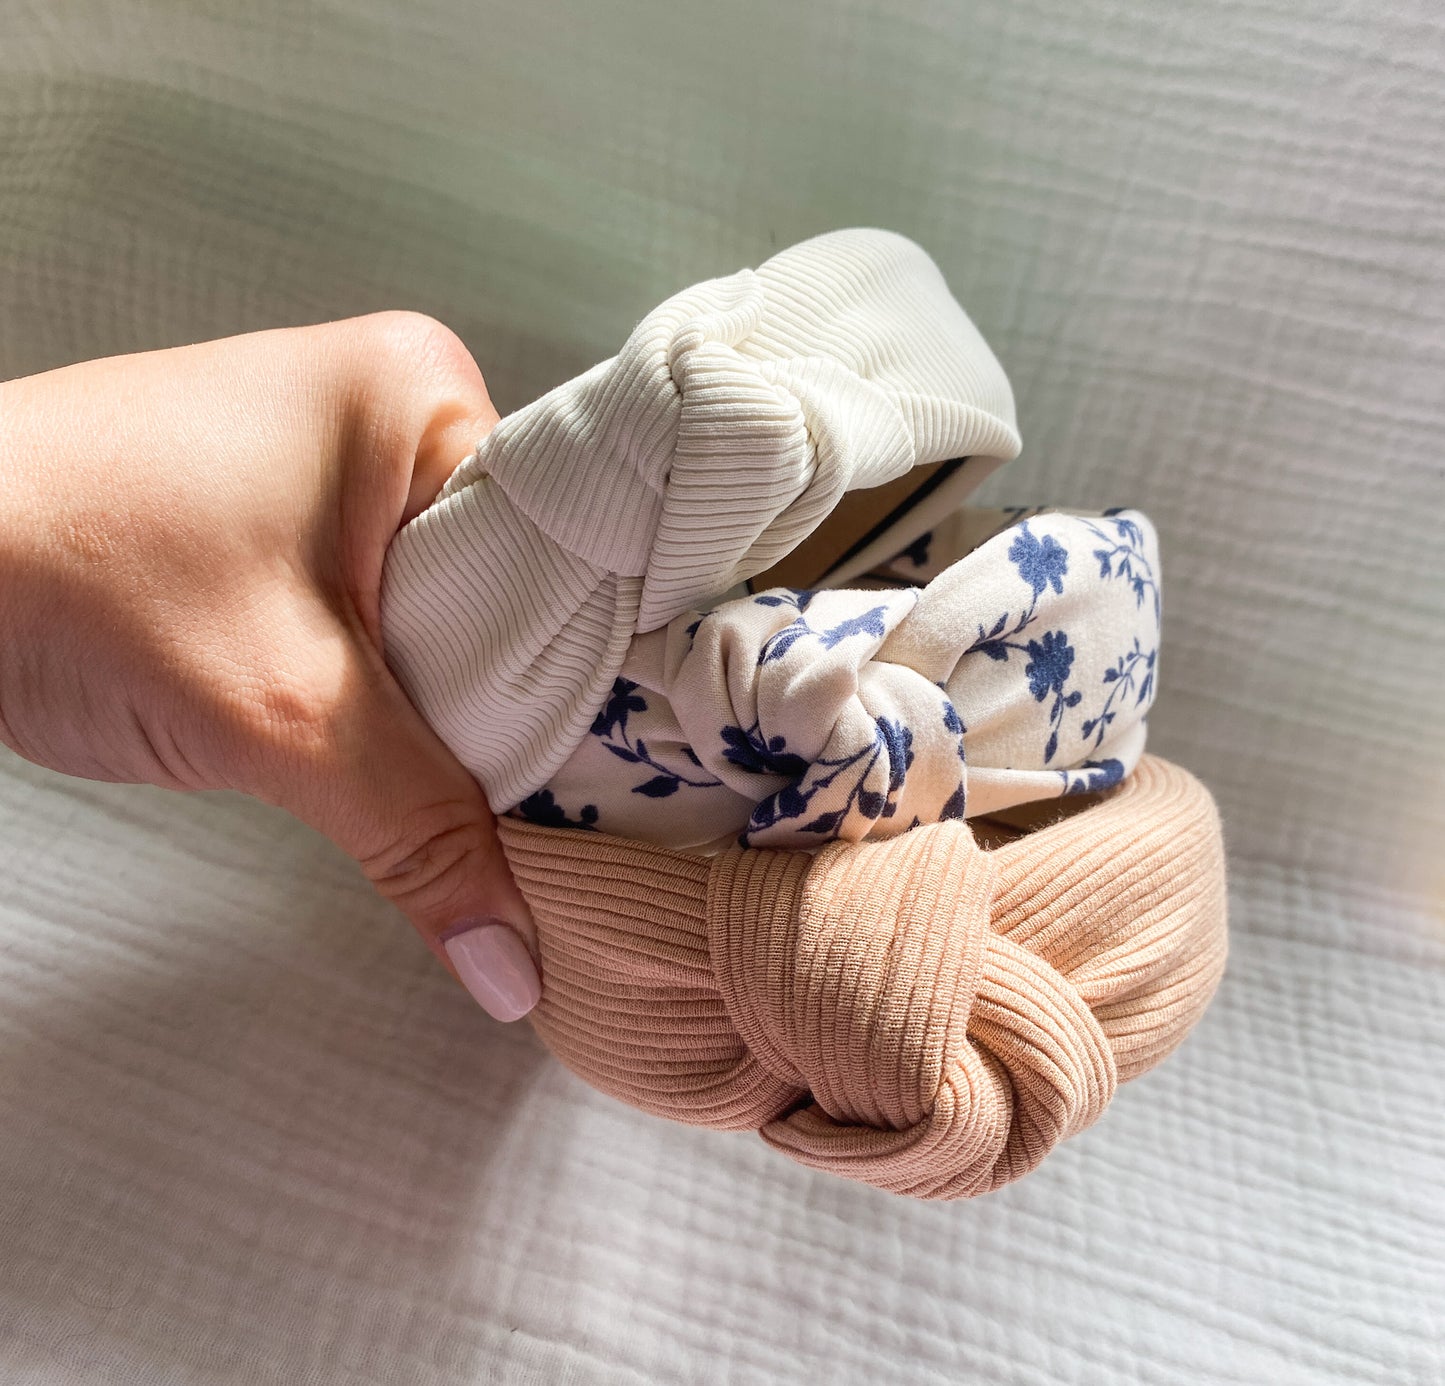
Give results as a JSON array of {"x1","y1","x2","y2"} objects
[
  {"x1": 339, "y1": 309, "x2": 501, "y2": 521},
  {"x1": 283, "y1": 635, "x2": 541, "y2": 1023},
  {"x1": 313, "y1": 311, "x2": 501, "y2": 654},
  {"x1": 401, "y1": 323, "x2": 501, "y2": 521},
  {"x1": 267, "y1": 311, "x2": 537, "y2": 1020}
]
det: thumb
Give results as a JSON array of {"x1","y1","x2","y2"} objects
[{"x1": 291, "y1": 637, "x2": 542, "y2": 1023}]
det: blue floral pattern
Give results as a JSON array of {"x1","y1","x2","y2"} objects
[
  {"x1": 590, "y1": 676, "x2": 723, "y2": 799},
  {"x1": 754, "y1": 595, "x2": 891, "y2": 667},
  {"x1": 742, "y1": 714, "x2": 915, "y2": 844},
  {"x1": 1009, "y1": 524, "x2": 1070, "y2": 602},
  {"x1": 964, "y1": 520, "x2": 1087, "y2": 763},
  {"x1": 515, "y1": 788, "x2": 600, "y2": 831},
  {"x1": 522, "y1": 508, "x2": 1162, "y2": 851},
  {"x1": 1081, "y1": 637, "x2": 1157, "y2": 750},
  {"x1": 1058, "y1": 758, "x2": 1126, "y2": 796},
  {"x1": 1090, "y1": 511, "x2": 1161, "y2": 621}
]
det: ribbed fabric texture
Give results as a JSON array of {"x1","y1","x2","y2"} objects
[
  {"x1": 499, "y1": 755, "x2": 1228, "y2": 1200},
  {"x1": 380, "y1": 229, "x2": 1020, "y2": 811}
]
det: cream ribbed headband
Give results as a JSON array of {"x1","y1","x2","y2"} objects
[
  {"x1": 380, "y1": 229, "x2": 1021, "y2": 811},
  {"x1": 500, "y1": 755, "x2": 1228, "y2": 1200},
  {"x1": 526, "y1": 507, "x2": 1162, "y2": 850}
]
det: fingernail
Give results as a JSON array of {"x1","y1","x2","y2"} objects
[{"x1": 442, "y1": 920, "x2": 541, "y2": 1022}]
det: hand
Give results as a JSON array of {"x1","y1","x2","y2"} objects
[{"x1": 0, "y1": 313, "x2": 541, "y2": 1021}]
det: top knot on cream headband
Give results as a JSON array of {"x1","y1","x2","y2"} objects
[{"x1": 381, "y1": 229, "x2": 1020, "y2": 811}]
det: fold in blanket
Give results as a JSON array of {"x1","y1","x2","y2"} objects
[{"x1": 522, "y1": 507, "x2": 1161, "y2": 850}]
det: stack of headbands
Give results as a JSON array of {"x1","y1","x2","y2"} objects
[{"x1": 380, "y1": 229, "x2": 1228, "y2": 1200}]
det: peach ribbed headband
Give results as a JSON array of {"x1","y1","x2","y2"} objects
[{"x1": 500, "y1": 754, "x2": 1227, "y2": 1200}]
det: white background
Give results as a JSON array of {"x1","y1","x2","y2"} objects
[{"x1": 1, "y1": 2, "x2": 1442, "y2": 1381}]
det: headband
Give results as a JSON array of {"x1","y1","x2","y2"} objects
[
  {"x1": 499, "y1": 754, "x2": 1227, "y2": 1200},
  {"x1": 380, "y1": 229, "x2": 1020, "y2": 811},
  {"x1": 524, "y1": 507, "x2": 1161, "y2": 850}
]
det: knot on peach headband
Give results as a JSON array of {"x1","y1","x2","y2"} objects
[{"x1": 499, "y1": 755, "x2": 1227, "y2": 1200}]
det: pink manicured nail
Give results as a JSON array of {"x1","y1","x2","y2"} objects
[{"x1": 443, "y1": 920, "x2": 541, "y2": 1022}]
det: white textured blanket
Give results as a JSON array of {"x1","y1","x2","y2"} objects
[{"x1": 0, "y1": 0, "x2": 1440, "y2": 1382}]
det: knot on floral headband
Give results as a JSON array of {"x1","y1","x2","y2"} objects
[{"x1": 527, "y1": 506, "x2": 1161, "y2": 851}]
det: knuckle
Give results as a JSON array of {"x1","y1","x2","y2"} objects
[
  {"x1": 355, "y1": 311, "x2": 480, "y2": 387},
  {"x1": 245, "y1": 670, "x2": 334, "y2": 748},
  {"x1": 208, "y1": 654, "x2": 345, "y2": 795},
  {"x1": 359, "y1": 802, "x2": 493, "y2": 917},
  {"x1": 253, "y1": 671, "x2": 335, "y2": 740}
]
